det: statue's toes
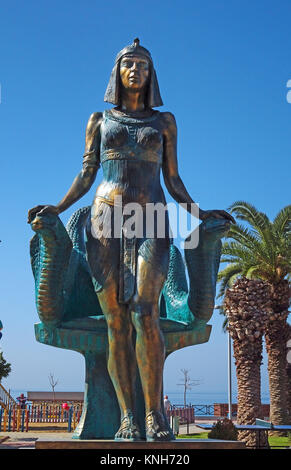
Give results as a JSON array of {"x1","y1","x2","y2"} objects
[
  {"x1": 157, "y1": 430, "x2": 171, "y2": 441},
  {"x1": 146, "y1": 411, "x2": 172, "y2": 441},
  {"x1": 146, "y1": 429, "x2": 171, "y2": 441},
  {"x1": 115, "y1": 431, "x2": 121, "y2": 440},
  {"x1": 115, "y1": 421, "x2": 141, "y2": 441}
]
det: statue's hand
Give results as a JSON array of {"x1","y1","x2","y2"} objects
[
  {"x1": 27, "y1": 205, "x2": 59, "y2": 224},
  {"x1": 199, "y1": 209, "x2": 235, "y2": 224}
]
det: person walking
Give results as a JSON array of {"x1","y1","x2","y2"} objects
[{"x1": 164, "y1": 395, "x2": 171, "y2": 412}]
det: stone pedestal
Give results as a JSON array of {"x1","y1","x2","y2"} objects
[
  {"x1": 35, "y1": 438, "x2": 245, "y2": 449},
  {"x1": 35, "y1": 319, "x2": 211, "y2": 440}
]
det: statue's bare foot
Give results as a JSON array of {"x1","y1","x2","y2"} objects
[
  {"x1": 115, "y1": 412, "x2": 141, "y2": 441},
  {"x1": 146, "y1": 410, "x2": 172, "y2": 441}
]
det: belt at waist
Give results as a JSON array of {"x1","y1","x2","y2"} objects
[
  {"x1": 95, "y1": 195, "x2": 161, "y2": 208},
  {"x1": 100, "y1": 150, "x2": 162, "y2": 165}
]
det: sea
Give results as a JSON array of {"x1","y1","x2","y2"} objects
[{"x1": 9, "y1": 389, "x2": 270, "y2": 406}]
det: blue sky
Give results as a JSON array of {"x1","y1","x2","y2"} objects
[{"x1": 0, "y1": 1, "x2": 290, "y2": 402}]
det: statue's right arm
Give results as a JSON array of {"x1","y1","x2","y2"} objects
[{"x1": 28, "y1": 112, "x2": 103, "y2": 223}]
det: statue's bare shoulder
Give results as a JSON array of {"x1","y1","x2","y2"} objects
[
  {"x1": 85, "y1": 112, "x2": 103, "y2": 152},
  {"x1": 159, "y1": 111, "x2": 177, "y2": 139},
  {"x1": 86, "y1": 112, "x2": 103, "y2": 135}
]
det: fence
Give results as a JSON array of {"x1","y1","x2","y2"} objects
[
  {"x1": 1, "y1": 402, "x2": 271, "y2": 433},
  {"x1": 214, "y1": 403, "x2": 270, "y2": 419},
  {"x1": 2, "y1": 403, "x2": 195, "y2": 433},
  {"x1": 0, "y1": 404, "x2": 82, "y2": 432},
  {"x1": 169, "y1": 404, "x2": 270, "y2": 420},
  {"x1": 0, "y1": 383, "x2": 17, "y2": 409},
  {"x1": 168, "y1": 404, "x2": 217, "y2": 420},
  {"x1": 167, "y1": 406, "x2": 195, "y2": 423},
  {"x1": 192, "y1": 404, "x2": 214, "y2": 417}
]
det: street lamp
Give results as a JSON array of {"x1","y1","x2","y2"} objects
[
  {"x1": 228, "y1": 330, "x2": 232, "y2": 421},
  {"x1": 214, "y1": 304, "x2": 233, "y2": 421}
]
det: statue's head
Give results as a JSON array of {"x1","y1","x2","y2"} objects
[{"x1": 104, "y1": 38, "x2": 163, "y2": 108}]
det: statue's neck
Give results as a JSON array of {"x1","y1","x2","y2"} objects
[{"x1": 120, "y1": 89, "x2": 146, "y2": 112}]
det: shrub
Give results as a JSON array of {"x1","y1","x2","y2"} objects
[
  {"x1": 208, "y1": 418, "x2": 238, "y2": 441},
  {"x1": 0, "y1": 352, "x2": 11, "y2": 382}
]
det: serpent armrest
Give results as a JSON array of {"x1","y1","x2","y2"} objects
[{"x1": 34, "y1": 316, "x2": 211, "y2": 356}]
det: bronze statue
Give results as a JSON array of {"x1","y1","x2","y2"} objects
[{"x1": 28, "y1": 39, "x2": 234, "y2": 441}]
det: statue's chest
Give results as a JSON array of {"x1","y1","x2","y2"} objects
[{"x1": 100, "y1": 114, "x2": 163, "y2": 165}]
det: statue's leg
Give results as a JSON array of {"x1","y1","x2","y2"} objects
[
  {"x1": 130, "y1": 239, "x2": 173, "y2": 441},
  {"x1": 97, "y1": 274, "x2": 141, "y2": 441},
  {"x1": 86, "y1": 225, "x2": 141, "y2": 440}
]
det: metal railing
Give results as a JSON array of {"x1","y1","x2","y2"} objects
[
  {"x1": 0, "y1": 383, "x2": 17, "y2": 409},
  {"x1": 0, "y1": 403, "x2": 82, "y2": 432},
  {"x1": 170, "y1": 404, "x2": 215, "y2": 417},
  {"x1": 193, "y1": 404, "x2": 214, "y2": 416}
]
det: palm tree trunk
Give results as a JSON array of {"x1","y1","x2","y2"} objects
[
  {"x1": 287, "y1": 359, "x2": 291, "y2": 422},
  {"x1": 287, "y1": 324, "x2": 291, "y2": 421},
  {"x1": 224, "y1": 278, "x2": 271, "y2": 448},
  {"x1": 233, "y1": 337, "x2": 268, "y2": 447},
  {"x1": 265, "y1": 318, "x2": 289, "y2": 427},
  {"x1": 265, "y1": 280, "x2": 290, "y2": 431}
]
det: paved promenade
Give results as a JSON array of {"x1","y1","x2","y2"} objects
[
  {"x1": 0, "y1": 423, "x2": 208, "y2": 449},
  {"x1": 0, "y1": 432, "x2": 71, "y2": 449}
]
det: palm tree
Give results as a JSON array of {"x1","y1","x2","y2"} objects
[
  {"x1": 218, "y1": 202, "x2": 291, "y2": 440},
  {"x1": 219, "y1": 277, "x2": 270, "y2": 447},
  {"x1": 287, "y1": 324, "x2": 291, "y2": 420}
]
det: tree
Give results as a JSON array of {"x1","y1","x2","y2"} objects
[
  {"x1": 0, "y1": 351, "x2": 11, "y2": 382},
  {"x1": 177, "y1": 369, "x2": 200, "y2": 407},
  {"x1": 221, "y1": 277, "x2": 270, "y2": 447},
  {"x1": 218, "y1": 202, "x2": 291, "y2": 436},
  {"x1": 48, "y1": 373, "x2": 58, "y2": 402},
  {"x1": 287, "y1": 326, "x2": 291, "y2": 420}
]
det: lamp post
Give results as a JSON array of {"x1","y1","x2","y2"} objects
[
  {"x1": 214, "y1": 304, "x2": 233, "y2": 421},
  {"x1": 228, "y1": 331, "x2": 232, "y2": 420}
]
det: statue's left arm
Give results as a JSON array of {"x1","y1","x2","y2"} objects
[
  {"x1": 28, "y1": 112, "x2": 102, "y2": 223},
  {"x1": 161, "y1": 112, "x2": 235, "y2": 223}
]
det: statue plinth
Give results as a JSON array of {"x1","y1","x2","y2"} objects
[
  {"x1": 35, "y1": 319, "x2": 211, "y2": 439},
  {"x1": 35, "y1": 438, "x2": 246, "y2": 449}
]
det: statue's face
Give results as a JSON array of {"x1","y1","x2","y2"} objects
[{"x1": 119, "y1": 55, "x2": 150, "y2": 91}]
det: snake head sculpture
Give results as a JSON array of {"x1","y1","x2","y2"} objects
[
  {"x1": 30, "y1": 212, "x2": 73, "y2": 327},
  {"x1": 198, "y1": 216, "x2": 231, "y2": 239},
  {"x1": 30, "y1": 212, "x2": 61, "y2": 234}
]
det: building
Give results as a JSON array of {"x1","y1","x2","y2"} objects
[{"x1": 27, "y1": 391, "x2": 84, "y2": 405}]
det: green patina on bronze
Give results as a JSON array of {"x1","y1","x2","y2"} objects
[{"x1": 28, "y1": 38, "x2": 233, "y2": 441}]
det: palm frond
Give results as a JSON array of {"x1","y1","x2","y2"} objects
[
  {"x1": 228, "y1": 201, "x2": 270, "y2": 231},
  {"x1": 221, "y1": 241, "x2": 257, "y2": 263},
  {"x1": 227, "y1": 223, "x2": 263, "y2": 251},
  {"x1": 217, "y1": 202, "x2": 291, "y2": 303},
  {"x1": 245, "y1": 265, "x2": 261, "y2": 278},
  {"x1": 273, "y1": 205, "x2": 291, "y2": 237},
  {"x1": 214, "y1": 304, "x2": 228, "y2": 332},
  {"x1": 228, "y1": 201, "x2": 277, "y2": 251},
  {"x1": 217, "y1": 263, "x2": 242, "y2": 297}
]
